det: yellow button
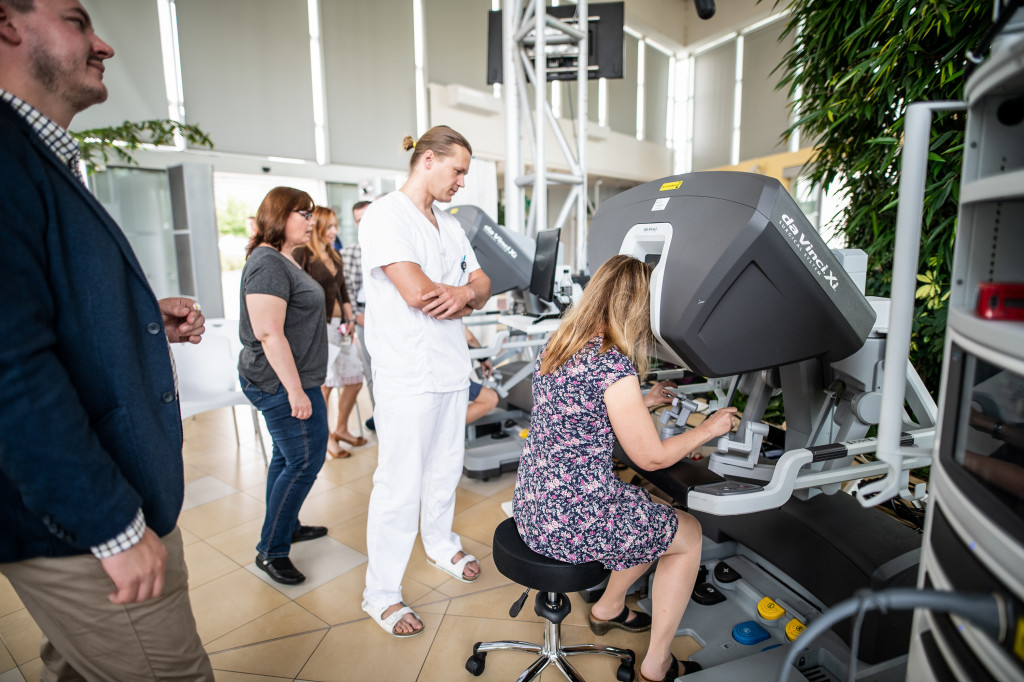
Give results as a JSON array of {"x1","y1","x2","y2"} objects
[
  {"x1": 1014, "y1": 616, "x2": 1024, "y2": 662},
  {"x1": 757, "y1": 597, "x2": 785, "y2": 620},
  {"x1": 786, "y1": 619, "x2": 805, "y2": 642},
  {"x1": 519, "y1": 429, "x2": 529, "y2": 439}
]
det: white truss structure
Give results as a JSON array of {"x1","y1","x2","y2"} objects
[{"x1": 502, "y1": 0, "x2": 590, "y2": 269}]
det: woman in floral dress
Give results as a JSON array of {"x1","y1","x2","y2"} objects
[{"x1": 513, "y1": 255, "x2": 737, "y2": 682}]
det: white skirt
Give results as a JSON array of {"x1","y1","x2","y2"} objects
[{"x1": 326, "y1": 317, "x2": 364, "y2": 387}]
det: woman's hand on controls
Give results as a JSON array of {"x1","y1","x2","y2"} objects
[
  {"x1": 643, "y1": 380, "x2": 678, "y2": 408},
  {"x1": 702, "y1": 406, "x2": 739, "y2": 439},
  {"x1": 289, "y1": 390, "x2": 312, "y2": 420}
]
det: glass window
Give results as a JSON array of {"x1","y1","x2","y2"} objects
[
  {"x1": 327, "y1": 183, "x2": 363, "y2": 248},
  {"x1": 91, "y1": 168, "x2": 180, "y2": 298}
]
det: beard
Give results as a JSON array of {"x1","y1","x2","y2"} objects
[{"x1": 28, "y1": 41, "x2": 108, "y2": 114}]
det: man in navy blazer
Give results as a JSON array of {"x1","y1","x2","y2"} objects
[{"x1": 0, "y1": 0, "x2": 213, "y2": 678}]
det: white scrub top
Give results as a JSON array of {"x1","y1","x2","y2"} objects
[{"x1": 359, "y1": 191, "x2": 482, "y2": 394}]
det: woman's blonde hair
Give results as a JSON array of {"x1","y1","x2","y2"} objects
[
  {"x1": 302, "y1": 206, "x2": 342, "y2": 266},
  {"x1": 539, "y1": 254, "x2": 654, "y2": 379}
]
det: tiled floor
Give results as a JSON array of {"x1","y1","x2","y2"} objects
[{"x1": 0, "y1": 391, "x2": 698, "y2": 681}]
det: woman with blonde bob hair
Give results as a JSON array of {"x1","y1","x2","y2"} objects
[
  {"x1": 513, "y1": 254, "x2": 737, "y2": 682},
  {"x1": 294, "y1": 206, "x2": 366, "y2": 459}
]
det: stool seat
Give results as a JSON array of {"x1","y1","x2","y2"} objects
[
  {"x1": 467, "y1": 517, "x2": 636, "y2": 682},
  {"x1": 493, "y1": 517, "x2": 609, "y2": 592}
]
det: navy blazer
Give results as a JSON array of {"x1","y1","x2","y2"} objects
[{"x1": 0, "y1": 100, "x2": 185, "y2": 561}]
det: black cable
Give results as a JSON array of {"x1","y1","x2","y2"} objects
[
  {"x1": 965, "y1": 0, "x2": 1024, "y2": 80},
  {"x1": 887, "y1": 498, "x2": 926, "y2": 532},
  {"x1": 776, "y1": 588, "x2": 1005, "y2": 682}
]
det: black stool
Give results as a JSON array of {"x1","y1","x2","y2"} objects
[{"x1": 466, "y1": 518, "x2": 635, "y2": 681}]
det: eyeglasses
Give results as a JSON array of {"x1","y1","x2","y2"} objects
[{"x1": 293, "y1": 209, "x2": 313, "y2": 220}]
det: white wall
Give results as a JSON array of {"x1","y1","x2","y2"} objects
[
  {"x1": 74, "y1": 0, "x2": 785, "y2": 207},
  {"x1": 428, "y1": 83, "x2": 673, "y2": 183}
]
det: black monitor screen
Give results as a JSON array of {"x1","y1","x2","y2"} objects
[
  {"x1": 529, "y1": 228, "x2": 561, "y2": 302},
  {"x1": 487, "y1": 2, "x2": 624, "y2": 84}
]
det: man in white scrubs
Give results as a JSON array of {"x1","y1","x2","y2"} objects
[{"x1": 360, "y1": 126, "x2": 492, "y2": 637}]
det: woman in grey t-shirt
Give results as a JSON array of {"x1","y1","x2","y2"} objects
[{"x1": 238, "y1": 186, "x2": 328, "y2": 586}]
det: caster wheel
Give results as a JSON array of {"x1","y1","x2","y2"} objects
[
  {"x1": 466, "y1": 652, "x2": 486, "y2": 676},
  {"x1": 616, "y1": 662, "x2": 635, "y2": 682}
]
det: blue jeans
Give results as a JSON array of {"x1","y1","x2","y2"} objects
[{"x1": 241, "y1": 376, "x2": 327, "y2": 559}]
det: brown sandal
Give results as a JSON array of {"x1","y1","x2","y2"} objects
[
  {"x1": 327, "y1": 444, "x2": 351, "y2": 459},
  {"x1": 333, "y1": 431, "x2": 367, "y2": 447}
]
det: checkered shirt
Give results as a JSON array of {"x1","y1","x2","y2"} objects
[
  {"x1": 89, "y1": 509, "x2": 147, "y2": 559},
  {"x1": 3, "y1": 90, "x2": 146, "y2": 557},
  {"x1": 340, "y1": 243, "x2": 363, "y2": 313},
  {"x1": 0, "y1": 90, "x2": 84, "y2": 181}
]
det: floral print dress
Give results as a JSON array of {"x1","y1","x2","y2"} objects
[{"x1": 513, "y1": 336, "x2": 678, "y2": 570}]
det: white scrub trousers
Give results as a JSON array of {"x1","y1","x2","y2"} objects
[{"x1": 363, "y1": 384, "x2": 469, "y2": 610}]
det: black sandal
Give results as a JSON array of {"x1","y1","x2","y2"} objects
[
  {"x1": 638, "y1": 655, "x2": 702, "y2": 682},
  {"x1": 588, "y1": 605, "x2": 652, "y2": 635}
]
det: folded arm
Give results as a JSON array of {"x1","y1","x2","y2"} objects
[{"x1": 381, "y1": 263, "x2": 492, "y2": 320}]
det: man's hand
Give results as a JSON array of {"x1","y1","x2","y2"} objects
[
  {"x1": 479, "y1": 359, "x2": 493, "y2": 378},
  {"x1": 159, "y1": 297, "x2": 205, "y2": 344},
  {"x1": 421, "y1": 284, "x2": 475, "y2": 320},
  {"x1": 100, "y1": 528, "x2": 168, "y2": 604}
]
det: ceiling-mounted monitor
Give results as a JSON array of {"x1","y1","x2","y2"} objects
[{"x1": 486, "y1": 2, "x2": 624, "y2": 84}]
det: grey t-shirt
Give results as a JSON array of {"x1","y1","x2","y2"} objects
[{"x1": 238, "y1": 246, "x2": 327, "y2": 393}]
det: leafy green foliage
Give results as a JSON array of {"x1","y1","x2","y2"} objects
[
  {"x1": 217, "y1": 196, "x2": 253, "y2": 238},
  {"x1": 775, "y1": 0, "x2": 992, "y2": 393},
  {"x1": 71, "y1": 119, "x2": 213, "y2": 173}
]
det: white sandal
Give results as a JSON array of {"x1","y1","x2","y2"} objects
[
  {"x1": 427, "y1": 553, "x2": 480, "y2": 583},
  {"x1": 361, "y1": 600, "x2": 424, "y2": 638}
]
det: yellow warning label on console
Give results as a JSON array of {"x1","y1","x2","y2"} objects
[
  {"x1": 450, "y1": 207, "x2": 459, "y2": 214},
  {"x1": 659, "y1": 180, "x2": 682, "y2": 191}
]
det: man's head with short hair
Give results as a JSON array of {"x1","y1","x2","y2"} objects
[
  {"x1": 0, "y1": 0, "x2": 114, "y2": 128},
  {"x1": 352, "y1": 200, "x2": 371, "y2": 226}
]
